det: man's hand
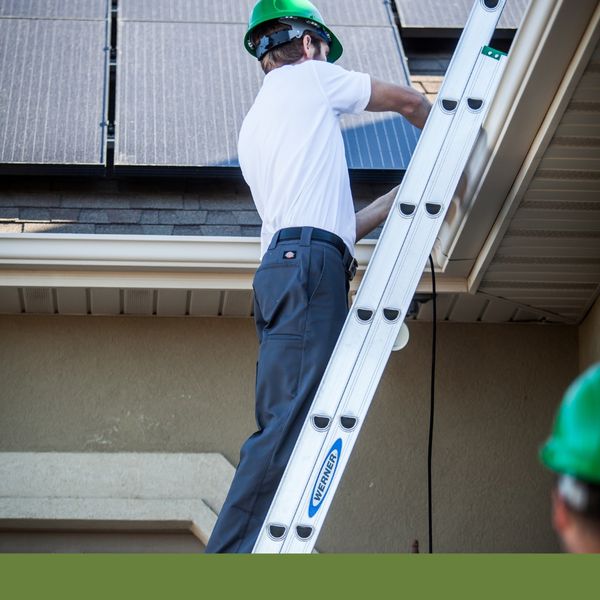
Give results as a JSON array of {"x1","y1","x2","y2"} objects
[
  {"x1": 366, "y1": 78, "x2": 431, "y2": 130},
  {"x1": 355, "y1": 185, "x2": 400, "y2": 242}
]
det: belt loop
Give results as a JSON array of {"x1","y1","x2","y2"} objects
[
  {"x1": 342, "y1": 246, "x2": 358, "y2": 281},
  {"x1": 268, "y1": 230, "x2": 281, "y2": 251},
  {"x1": 342, "y1": 245, "x2": 351, "y2": 265},
  {"x1": 300, "y1": 227, "x2": 313, "y2": 247}
]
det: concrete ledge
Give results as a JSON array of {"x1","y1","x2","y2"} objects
[{"x1": 0, "y1": 452, "x2": 235, "y2": 546}]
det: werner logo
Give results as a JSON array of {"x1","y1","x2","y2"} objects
[{"x1": 309, "y1": 438, "x2": 342, "y2": 518}]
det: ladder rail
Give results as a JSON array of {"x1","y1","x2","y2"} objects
[{"x1": 281, "y1": 49, "x2": 508, "y2": 553}]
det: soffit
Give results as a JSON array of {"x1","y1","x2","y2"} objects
[
  {"x1": 0, "y1": 286, "x2": 559, "y2": 323},
  {"x1": 477, "y1": 41, "x2": 600, "y2": 324},
  {"x1": 435, "y1": 0, "x2": 600, "y2": 325}
]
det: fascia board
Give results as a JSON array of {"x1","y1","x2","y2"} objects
[
  {"x1": 0, "y1": 234, "x2": 262, "y2": 271},
  {"x1": 0, "y1": 234, "x2": 466, "y2": 294}
]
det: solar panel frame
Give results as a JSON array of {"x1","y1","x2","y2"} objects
[
  {"x1": 119, "y1": 0, "x2": 394, "y2": 27},
  {"x1": 114, "y1": 21, "x2": 259, "y2": 171},
  {"x1": 0, "y1": 16, "x2": 111, "y2": 173},
  {"x1": 0, "y1": 0, "x2": 109, "y2": 21},
  {"x1": 396, "y1": 0, "x2": 530, "y2": 30}
]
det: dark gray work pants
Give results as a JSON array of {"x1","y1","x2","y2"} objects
[{"x1": 205, "y1": 227, "x2": 350, "y2": 553}]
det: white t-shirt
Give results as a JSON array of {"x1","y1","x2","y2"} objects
[{"x1": 238, "y1": 60, "x2": 371, "y2": 257}]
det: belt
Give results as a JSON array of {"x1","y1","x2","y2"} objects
[{"x1": 275, "y1": 227, "x2": 358, "y2": 281}]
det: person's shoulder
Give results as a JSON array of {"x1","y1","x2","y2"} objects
[
  {"x1": 309, "y1": 60, "x2": 367, "y2": 83},
  {"x1": 309, "y1": 60, "x2": 348, "y2": 75}
]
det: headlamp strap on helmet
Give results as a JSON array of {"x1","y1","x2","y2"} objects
[
  {"x1": 558, "y1": 474, "x2": 600, "y2": 516},
  {"x1": 559, "y1": 475, "x2": 589, "y2": 511},
  {"x1": 255, "y1": 18, "x2": 331, "y2": 60}
]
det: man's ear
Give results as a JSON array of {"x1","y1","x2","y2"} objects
[
  {"x1": 552, "y1": 489, "x2": 571, "y2": 535},
  {"x1": 302, "y1": 34, "x2": 313, "y2": 57}
]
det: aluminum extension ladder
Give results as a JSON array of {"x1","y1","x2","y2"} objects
[{"x1": 253, "y1": 0, "x2": 509, "y2": 553}]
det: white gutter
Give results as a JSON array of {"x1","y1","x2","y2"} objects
[
  {"x1": 0, "y1": 234, "x2": 467, "y2": 293},
  {"x1": 0, "y1": 234, "x2": 263, "y2": 271}
]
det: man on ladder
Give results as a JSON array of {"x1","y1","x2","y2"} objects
[{"x1": 205, "y1": 0, "x2": 431, "y2": 553}]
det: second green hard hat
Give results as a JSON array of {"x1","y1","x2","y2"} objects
[
  {"x1": 540, "y1": 363, "x2": 600, "y2": 485},
  {"x1": 244, "y1": 0, "x2": 343, "y2": 63}
]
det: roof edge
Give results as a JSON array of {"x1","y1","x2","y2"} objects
[
  {"x1": 0, "y1": 233, "x2": 466, "y2": 294},
  {"x1": 433, "y1": 0, "x2": 599, "y2": 276}
]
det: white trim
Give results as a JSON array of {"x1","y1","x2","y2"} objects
[
  {"x1": 433, "y1": 0, "x2": 561, "y2": 273},
  {"x1": 434, "y1": 0, "x2": 599, "y2": 277},
  {"x1": 0, "y1": 269, "x2": 258, "y2": 290},
  {"x1": 0, "y1": 268, "x2": 468, "y2": 294},
  {"x1": 468, "y1": 2, "x2": 600, "y2": 292},
  {"x1": 0, "y1": 234, "x2": 263, "y2": 271},
  {"x1": 0, "y1": 233, "x2": 467, "y2": 294}
]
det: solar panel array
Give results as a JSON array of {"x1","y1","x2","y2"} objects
[
  {"x1": 119, "y1": 0, "x2": 254, "y2": 23},
  {"x1": 119, "y1": 0, "x2": 393, "y2": 27},
  {"x1": 0, "y1": 0, "x2": 109, "y2": 170},
  {"x1": 396, "y1": 0, "x2": 529, "y2": 30},
  {"x1": 115, "y1": 0, "x2": 419, "y2": 172},
  {"x1": 0, "y1": 0, "x2": 108, "y2": 20},
  {"x1": 0, "y1": 0, "x2": 425, "y2": 174}
]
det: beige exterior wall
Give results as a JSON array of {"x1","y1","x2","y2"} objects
[
  {"x1": 579, "y1": 297, "x2": 600, "y2": 371},
  {"x1": 0, "y1": 315, "x2": 578, "y2": 552}
]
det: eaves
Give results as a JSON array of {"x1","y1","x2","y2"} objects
[
  {"x1": 435, "y1": 0, "x2": 600, "y2": 324},
  {"x1": 0, "y1": 233, "x2": 466, "y2": 318}
]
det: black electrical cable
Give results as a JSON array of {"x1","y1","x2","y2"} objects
[{"x1": 428, "y1": 255, "x2": 437, "y2": 554}]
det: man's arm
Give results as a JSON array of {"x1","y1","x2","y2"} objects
[
  {"x1": 366, "y1": 78, "x2": 431, "y2": 130},
  {"x1": 355, "y1": 185, "x2": 399, "y2": 242},
  {"x1": 355, "y1": 80, "x2": 430, "y2": 239}
]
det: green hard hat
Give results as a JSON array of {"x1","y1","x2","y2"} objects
[
  {"x1": 244, "y1": 0, "x2": 343, "y2": 63},
  {"x1": 540, "y1": 363, "x2": 600, "y2": 485}
]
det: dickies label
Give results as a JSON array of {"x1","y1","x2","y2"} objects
[{"x1": 283, "y1": 250, "x2": 297, "y2": 260}]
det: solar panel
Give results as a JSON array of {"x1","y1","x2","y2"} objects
[
  {"x1": 119, "y1": 0, "x2": 252, "y2": 23},
  {"x1": 115, "y1": 1, "x2": 418, "y2": 173},
  {"x1": 115, "y1": 22, "x2": 260, "y2": 169},
  {"x1": 338, "y1": 26, "x2": 420, "y2": 171},
  {"x1": 0, "y1": 0, "x2": 108, "y2": 20},
  {"x1": 396, "y1": 0, "x2": 529, "y2": 30},
  {"x1": 0, "y1": 17, "x2": 109, "y2": 169},
  {"x1": 119, "y1": 0, "x2": 393, "y2": 27}
]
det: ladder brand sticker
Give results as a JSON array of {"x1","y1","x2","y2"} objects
[{"x1": 309, "y1": 438, "x2": 342, "y2": 518}]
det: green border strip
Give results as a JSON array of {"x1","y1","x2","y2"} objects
[
  {"x1": 1, "y1": 554, "x2": 598, "y2": 600},
  {"x1": 482, "y1": 45, "x2": 507, "y2": 60}
]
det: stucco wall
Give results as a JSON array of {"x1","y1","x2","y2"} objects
[
  {"x1": 579, "y1": 297, "x2": 600, "y2": 371},
  {"x1": 0, "y1": 315, "x2": 578, "y2": 552}
]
